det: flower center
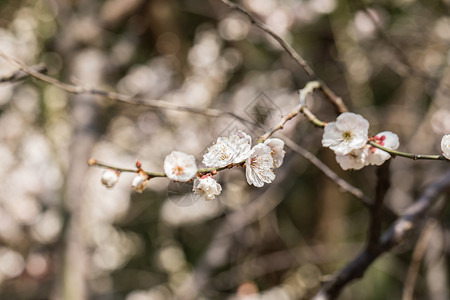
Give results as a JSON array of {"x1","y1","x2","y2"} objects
[
  {"x1": 370, "y1": 135, "x2": 386, "y2": 153},
  {"x1": 373, "y1": 135, "x2": 385, "y2": 146},
  {"x1": 342, "y1": 131, "x2": 353, "y2": 141},
  {"x1": 173, "y1": 165, "x2": 184, "y2": 175}
]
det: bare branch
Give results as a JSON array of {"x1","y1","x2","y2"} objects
[
  {"x1": 280, "y1": 134, "x2": 373, "y2": 208},
  {"x1": 0, "y1": 51, "x2": 252, "y2": 124},
  {"x1": 402, "y1": 219, "x2": 437, "y2": 300},
  {"x1": 0, "y1": 63, "x2": 47, "y2": 83},
  {"x1": 215, "y1": 0, "x2": 348, "y2": 113},
  {"x1": 367, "y1": 160, "x2": 391, "y2": 254},
  {"x1": 259, "y1": 81, "x2": 323, "y2": 142},
  {"x1": 176, "y1": 169, "x2": 292, "y2": 299},
  {"x1": 313, "y1": 170, "x2": 450, "y2": 300}
]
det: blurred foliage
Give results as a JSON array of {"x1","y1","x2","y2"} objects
[{"x1": 0, "y1": 0, "x2": 449, "y2": 299}]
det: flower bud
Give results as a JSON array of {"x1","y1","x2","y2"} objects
[
  {"x1": 101, "y1": 169, "x2": 120, "y2": 188},
  {"x1": 131, "y1": 173, "x2": 149, "y2": 193}
]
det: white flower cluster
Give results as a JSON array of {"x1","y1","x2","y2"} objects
[
  {"x1": 322, "y1": 112, "x2": 400, "y2": 170},
  {"x1": 99, "y1": 130, "x2": 285, "y2": 201},
  {"x1": 203, "y1": 130, "x2": 252, "y2": 168},
  {"x1": 203, "y1": 130, "x2": 285, "y2": 187}
]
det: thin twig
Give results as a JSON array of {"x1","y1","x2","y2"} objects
[
  {"x1": 368, "y1": 141, "x2": 448, "y2": 162},
  {"x1": 402, "y1": 219, "x2": 437, "y2": 300},
  {"x1": 88, "y1": 158, "x2": 241, "y2": 178},
  {"x1": 258, "y1": 81, "x2": 323, "y2": 142},
  {"x1": 176, "y1": 165, "x2": 294, "y2": 300},
  {"x1": 280, "y1": 134, "x2": 373, "y2": 208},
  {"x1": 313, "y1": 170, "x2": 450, "y2": 300},
  {"x1": 0, "y1": 63, "x2": 47, "y2": 83},
  {"x1": 357, "y1": 4, "x2": 443, "y2": 84},
  {"x1": 0, "y1": 51, "x2": 253, "y2": 125},
  {"x1": 216, "y1": 0, "x2": 348, "y2": 113}
]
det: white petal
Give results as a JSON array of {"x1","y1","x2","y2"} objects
[
  {"x1": 322, "y1": 112, "x2": 369, "y2": 155},
  {"x1": 202, "y1": 131, "x2": 252, "y2": 167},
  {"x1": 245, "y1": 144, "x2": 275, "y2": 187},
  {"x1": 164, "y1": 151, "x2": 197, "y2": 182},
  {"x1": 367, "y1": 131, "x2": 399, "y2": 166},
  {"x1": 336, "y1": 148, "x2": 368, "y2": 170},
  {"x1": 264, "y1": 138, "x2": 286, "y2": 168},
  {"x1": 441, "y1": 134, "x2": 450, "y2": 160},
  {"x1": 193, "y1": 176, "x2": 222, "y2": 200}
]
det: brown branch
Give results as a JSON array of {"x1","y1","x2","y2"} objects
[
  {"x1": 366, "y1": 160, "x2": 391, "y2": 254},
  {"x1": 280, "y1": 134, "x2": 373, "y2": 208},
  {"x1": 176, "y1": 165, "x2": 294, "y2": 300},
  {"x1": 215, "y1": 0, "x2": 348, "y2": 113},
  {"x1": 0, "y1": 63, "x2": 47, "y2": 83},
  {"x1": 0, "y1": 51, "x2": 253, "y2": 125},
  {"x1": 258, "y1": 81, "x2": 324, "y2": 142},
  {"x1": 313, "y1": 170, "x2": 450, "y2": 300},
  {"x1": 402, "y1": 219, "x2": 437, "y2": 300}
]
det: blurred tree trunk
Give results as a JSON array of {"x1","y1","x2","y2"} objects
[
  {"x1": 50, "y1": 2, "x2": 105, "y2": 299},
  {"x1": 60, "y1": 49, "x2": 104, "y2": 300}
]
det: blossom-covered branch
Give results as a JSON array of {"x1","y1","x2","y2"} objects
[
  {"x1": 89, "y1": 130, "x2": 286, "y2": 197},
  {"x1": 301, "y1": 105, "x2": 449, "y2": 165}
]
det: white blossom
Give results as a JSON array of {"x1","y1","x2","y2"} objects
[
  {"x1": 164, "y1": 151, "x2": 197, "y2": 182},
  {"x1": 193, "y1": 175, "x2": 222, "y2": 200},
  {"x1": 101, "y1": 169, "x2": 119, "y2": 188},
  {"x1": 441, "y1": 134, "x2": 450, "y2": 160},
  {"x1": 131, "y1": 173, "x2": 149, "y2": 193},
  {"x1": 203, "y1": 130, "x2": 252, "y2": 167},
  {"x1": 367, "y1": 131, "x2": 400, "y2": 165},
  {"x1": 245, "y1": 143, "x2": 275, "y2": 187},
  {"x1": 322, "y1": 112, "x2": 369, "y2": 155},
  {"x1": 264, "y1": 138, "x2": 285, "y2": 168},
  {"x1": 336, "y1": 148, "x2": 368, "y2": 170}
]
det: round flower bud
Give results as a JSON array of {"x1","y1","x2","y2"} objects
[{"x1": 101, "y1": 169, "x2": 119, "y2": 188}]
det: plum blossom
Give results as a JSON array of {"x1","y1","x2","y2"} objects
[
  {"x1": 101, "y1": 169, "x2": 119, "y2": 188},
  {"x1": 367, "y1": 131, "x2": 400, "y2": 165},
  {"x1": 336, "y1": 148, "x2": 368, "y2": 170},
  {"x1": 193, "y1": 175, "x2": 222, "y2": 200},
  {"x1": 203, "y1": 130, "x2": 252, "y2": 167},
  {"x1": 322, "y1": 112, "x2": 369, "y2": 155},
  {"x1": 164, "y1": 151, "x2": 197, "y2": 182},
  {"x1": 442, "y1": 134, "x2": 450, "y2": 160},
  {"x1": 264, "y1": 138, "x2": 285, "y2": 168},
  {"x1": 335, "y1": 131, "x2": 400, "y2": 170},
  {"x1": 245, "y1": 143, "x2": 275, "y2": 187},
  {"x1": 131, "y1": 173, "x2": 149, "y2": 193}
]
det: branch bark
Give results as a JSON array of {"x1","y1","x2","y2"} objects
[
  {"x1": 367, "y1": 160, "x2": 391, "y2": 254},
  {"x1": 215, "y1": 0, "x2": 348, "y2": 113},
  {"x1": 313, "y1": 170, "x2": 450, "y2": 300}
]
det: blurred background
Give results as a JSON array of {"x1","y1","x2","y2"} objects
[{"x1": 0, "y1": 0, "x2": 449, "y2": 299}]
